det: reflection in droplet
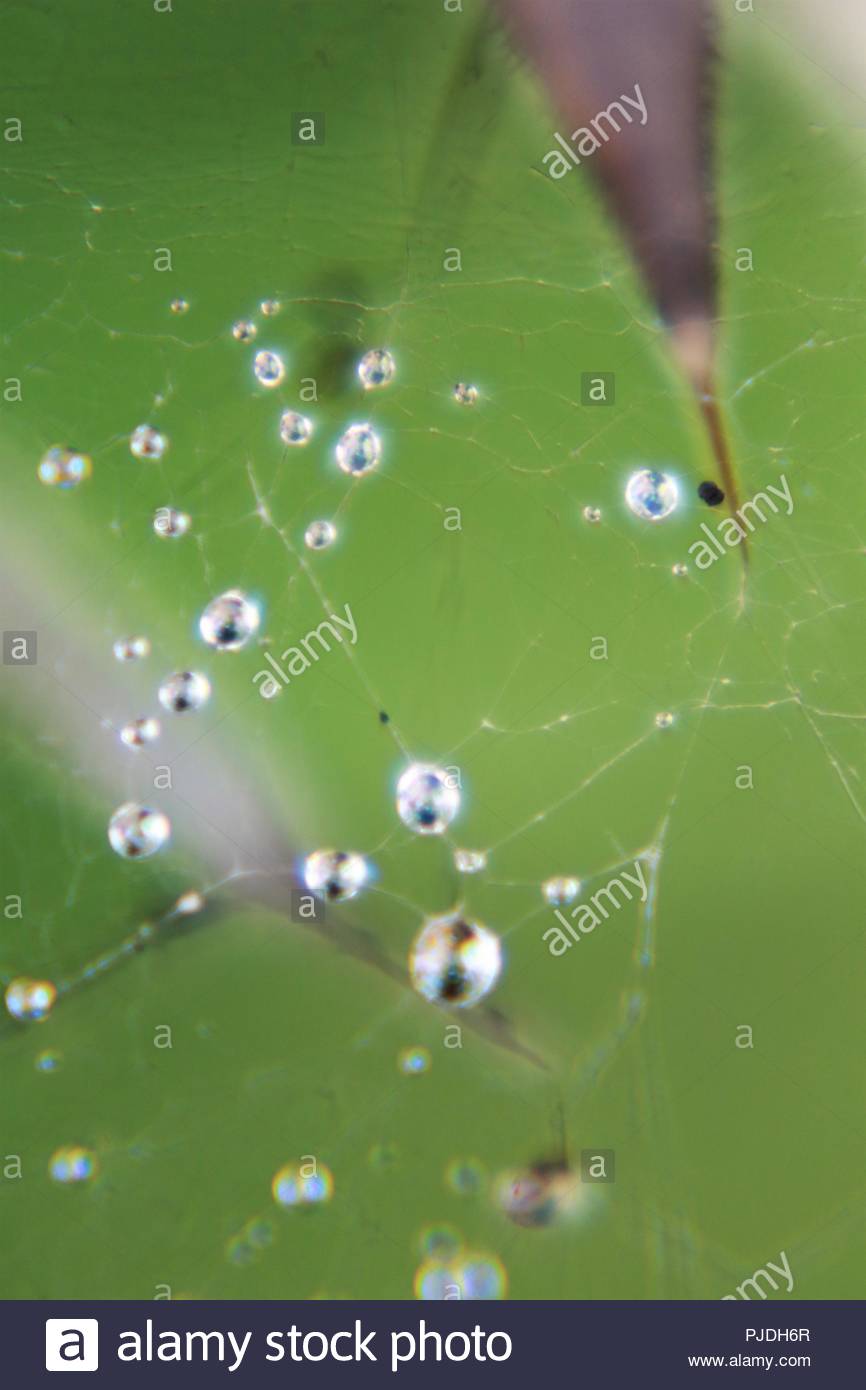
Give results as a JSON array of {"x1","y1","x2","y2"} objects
[
  {"x1": 108, "y1": 803, "x2": 171, "y2": 859},
  {"x1": 304, "y1": 519, "x2": 336, "y2": 551},
  {"x1": 49, "y1": 1146, "x2": 97, "y2": 1184},
  {"x1": 113, "y1": 635, "x2": 150, "y2": 662},
  {"x1": 153, "y1": 506, "x2": 191, "y2": 539},
  {"x1": 37, "y1": 446, "x2": 92, "y2": 489},
  {"x1": 303, "y1": 848, "x2": 370, "y2": 902},
  {"x1": 409, "y1": 913, "x2": 503, "y2": 1009},
  {"x1": 272, "y1": 1162, "x2": 334, "y2": 1208},
  {"x1": 119, "y1": 716, "x2": 160, "y2": 749},
  {"x1": 253, "y1": 350, "x2": 285, "y2": 387},
  {"x1": 542, "y1": 876, "x2": 581, "y2": 906},
  {"x1": 130, "y1": 425, "x2": 168, "y2": 461},
  {"x1": 453, "y1": 383, "x2": 478, "y2": 405},
  {"x1": 358, "y1": 348, "x2": 396, "y2": 390},
  {"x1": 398, "y1": 1046, "x2": 431, "y2": 1076},
  {"x1": 158, "y1": 670, "x2": 211, "y2": 713},
  {"x1": 454, "y1": 848, "x2": 487, "y2": 874},
  {"x1": 625, "y1": 468, "x2": 679, "y2": 521},
  {"x1": 5, "y1": 978, "x2": 57, "y2": 1023},
  {"x1": 396, "y1": 763, "x2": 460, "y2": 836},
  {"x1": 279, "y1": 410, "x2": 313, "y2": 446},
  {"x1": 336, "y1": 423, "x2": 382, "y2": 477},
  {"x1": 199, "y1": 589, "x2": 261, "y2": 651}
]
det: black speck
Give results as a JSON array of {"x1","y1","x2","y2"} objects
[
  {"x1": 379, "y1": 710, "x2": 390, "y2": 724},
  {"x1": 698, "y1": 481, "x2": 725, "y2": 506}
]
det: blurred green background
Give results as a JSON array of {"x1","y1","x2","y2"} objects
[{"x1": 1, "y1": 0, "x2": 865, "y2": 1300}]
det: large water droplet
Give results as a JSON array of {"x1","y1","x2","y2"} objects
[
  {"x1": 130, "y1": 425, "x2": 167, "y2": 461},
  {"x1": 336, "y1": 423, "x2": 382, "y2": 477},
  {"x1": 279, "y1": 410, "x2": 313, "y2": 446},
  {"x1": 253, "y1": 350, "x2": 285, "y2": 387},
  {"x1": 108, "y1": 803, "x2": 171, "y2": 859},
  {"x1": 396, "y1": 763, "x2": 460, "y2": 835},
  {"x1": 5, "y1": 977, "x2": 56, "y2": 1022},
  {"x1": 358, "y1": 348, "x2": 396, "y2": 390},
  {"x1": 158, "y1": 671, "x2": 211, "y2": 712},
  {"x1": 199, "y1": 589, "x2": 260, "y2": 651},
  {"x1": 304, "y1": 519, "x2": 336, "y2": 551},
  {"x1": 303, "y1": 848, "x2": 370, "y2": 902},
  {"x1": 37, "y1": 445, "x2": 92, "y2": 489},
  {"x1": 409, "y1": 913, "x2": 503, "y2": 1008},
  {"x1": 625, "y1": 468, "x2": 679, "y2": 521}
]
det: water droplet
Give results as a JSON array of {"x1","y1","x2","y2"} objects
[
  {"x1": 271, "y1": 1162, "x2": 334, "y2": 1207},
  {"x1": 153, "y1": 506, "x2": 190, "y2": 538},
  {"x1": 542, "y1": 876, "x2": 581, "y2": 906},
  {"x1": 396, "y1": 762, "x2": 460, "y2": 835},
  {"x1": 413, "y1": 1260, "x2": 463, "y2": 1301},
  {"x1": 409, "y1": 913, "x2": 503, "y2": 1009},
  {"x1": 625, "y1": 467, "x2": 679, "y2": 521},
  {"x1": 113, "y1": 635, "x2": 150, "y2": 662},
  {"x1": 35, "y1": 1049, "x2": 63, "y2": 1073},
  {"x1": 49, "y1": 1146, "x2": 97, "y2": 1184},
  {"x1": 304, "y1": 519, "x2": 336, "y2": 551},
  {"x1": 398, "y1": 1045, "x2": 431, "y2": 1076},
  {"x1": 672, "y1": 562, "x2": 688, "y2": 578},
  {"x1": 454, "y1": 848, "x2": 486, "y2": 874},
  {"x1": 158, "y1": 670, "x2": 211, "y2": 713},
  {"x1": 655, "y1": 711, "x2": 674, "y2": 729},
  {"x1": 303, "y1": 848, "x2": 370, "y2": 902},
  {"x1": 232, "y1": 320, "x2": 257, "y2": 342},
  {"x1": 358, "y1": 348, "x2": 396, "y2": 390},
  {"x1": 108, "y1": 802, "x2": 171, "y2": 859},
  {"x1": 37, "y1": 445, "x2": 92, "y2": 489},
  {"x1": 253, "y1": 350, "x2": 285, "y2": 387},
  {"x1": 130, "y1": 424, "x2": 168, "y2": 461},
  {"x1": 453, "y1": 383, "x2": 478, "y2": 405},
  {"x1": 279, "y1": 410, "x2": 313, "y2": 445},
  {"x1": 459, "y1": 1253, "x2": 507, "y2": 1300},
  {"x1": 260, "y1": 299, "x2": 281, "y2": 316},
  {"x1": 199, "y1": 589, "x2": 260, "y2": 651},
  {"x1": 170, "y1": 297, "x2": 189, "y2": 315},
  {"x1": 582, "y1": 506, "x2": 602, "y2": 525},
  {"x1": 335, "y1": 423, "x2": 382, "y2": 477},
  {"x1": 418, "y1": 1225, "x2": 462, "y2": 1260},
  {"x1": 174, "y1": 890, "x2": 205, "y2": 915},
  {"x1": 445, "y1": 1157, "x2": 486, "y2": 1195},
  {"x1": 4, "y1": 977, "x2": 57, "y2": 1022},
  {"x1": 119, "y1": 716, "x2": 160, "y2": 749}
]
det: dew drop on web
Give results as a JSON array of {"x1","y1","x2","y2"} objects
[
  {"x1": 232, "y1": 320, "x2": 257, "y2": 342},
  {"x1": 107, "y1": 803, "x2": 171, "y2": 859},
  {"x1": 542, "y1": 876, "x2": 581, "y2": 905},
  {"x1": 130, "y1": 424, "x2": 168, "y2": 461},
  {"x1": 4, "y1": 977, "x2": 57, "y2": 1022},
  {"x1": 625, "y1": 467, "x2": 679, "y2": 521},
  {"x1": 454, "y1": 848, "x2": 486, "y2": 874},
  {"x1": 113, "y1": 635, "x2": 150, "y2": 662},
  {"x1": 37, "y1": 445, "x2": 92, "y2": 488},
  {"x1": 253, "y1": 349, "x2": 285, "y2": 387},
  {"x1": 357, "y1": 348, "x2": 396, "y2": 390},
  {"x1": 453, "y1": 382, "x2": 478, "y2": 405},
  {"x1": 153, "y1": 507, "x2": 190, "y2": 538},
  {"x1": 336, "y1": 423, "x2": 382, "y2": 477},
  {"x1": 119, "y1": 716, "x2": 160, "y2": 749},
  {"x1": 303, "y1": 848, "x2": 370, "y2": 902},
  {"x1": 409, "y1": 913, "x2": 503, "y2": 1009},
  {"x1": 158, "y1": 670, "x2": 211, "y2": 713},
  {"x1": 279, "y1": 410, "x2": 313, "y2": 446},
  {"x1": 199, "y1": 589, "x2": 261, "y2": 651},
  {"x1": 396, "y1": 762, "x2": 460, "y2": 835},
  {"x1": 304, "y1": 519, "x2": 336, "y2": 551}
]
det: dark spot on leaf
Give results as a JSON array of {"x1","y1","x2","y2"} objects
[{"x1": 698, "y1": 480, "x2": 725, "y2": 506}]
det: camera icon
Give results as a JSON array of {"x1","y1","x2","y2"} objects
[{"x1": 45, "y1": 1319, "x2": 99, "y2": 1371}]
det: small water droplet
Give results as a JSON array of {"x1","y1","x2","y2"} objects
[
  {"x1": 445, "y1": 1157, "x2": 486, "y2": 1195},
  {"x1": 119, "y1": 716, "x2": 160, "y2": 749},
  {"x1": 253, "y1": 350, "x2": 285, "y2": 387},
  {"x1": 271, "y1": 1162, "x2": 334, "y2": 1207},
  {"x1": 453, "y1": 383, "x2": 478, "y2": 405},
  {"x1": 49, "y1": 1145, "x2": 98, "y2": 1184},
  {"x1": 158, "y1": 670, "x2": 211, "y2": 712},
  {"x1": 542, "y1": 876, "x2": 581, "y2": 906},
  {"x1": 454, "y1": 848, "x2": 487, "y2": 874},
  {"x1": 625, "y1": 468, "x2": 679, "y2": 521},
  {"x1": 153, "y1": 506, "x2": 190, "y2": 538},
  {"x1": 199, "y1": 589, "x2": 261, "y2": 651},
  {"x1": 335, "y1": 423, "x2": 382, "y2": 477},
  {"x1": 397, "y1": 763, "x2": 460, "y2": 835},
  {"x1": 5, "y1": 978, "x2": 57, "y2": 1022},
  {"x1": 398, "y1": 1045, "x2": 431, "y2": 1075},
  {"x1": 108, "y1": 802, "x2": 171, "y2": 859},
  {"x1": 672, "y1": 562, "x2": 688, "y2": 578},
  {"x1": 37, "y1": 445, "x2": 92, "y2": 488},
  {"x1": 279, "y1": 410, "x2": 313, "y2": 445},
  {"x1": 582, "y1": 506, "x2": 602, "y2": 525},
  {"x1": 304, "y1": 519, "x2": 336, "y2": 551},
  {"x1": 260, "y1": 299, "x2": 281, "y2": 316},
  {"x1": 170, "y1": 297, "x2": 189, "y2": 315},
  {"x1": 655, "y1": 711, "x2": 675, "y2": 729},
  {"x1": 35, "y1": 1048, "x2": 63, "y2": 1073},
  {"x1": 232, "y1": 320, "x2": 257, "y2": 342},
  {"x1": 130, "y1": 424, "x2": 168, "y2": 461},
  {"x1": 113, "y1": 635, "x2": 150, "y2": 662},
  {"x1": 303, "y1": 848, "x2": 370, "y2": 902},
  {"x1": 174, "y1": 889, "x2": 205, "y2": 915},
  {"x1": 460, "y1": 1254, "x2": 507, "y2": 1300},
  {"x1": 409, "y1": 913, "x2": 503, "y2": 1009},
  {"x1": 358, "y1": 348, "x2": 396, "y2": 390}
]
